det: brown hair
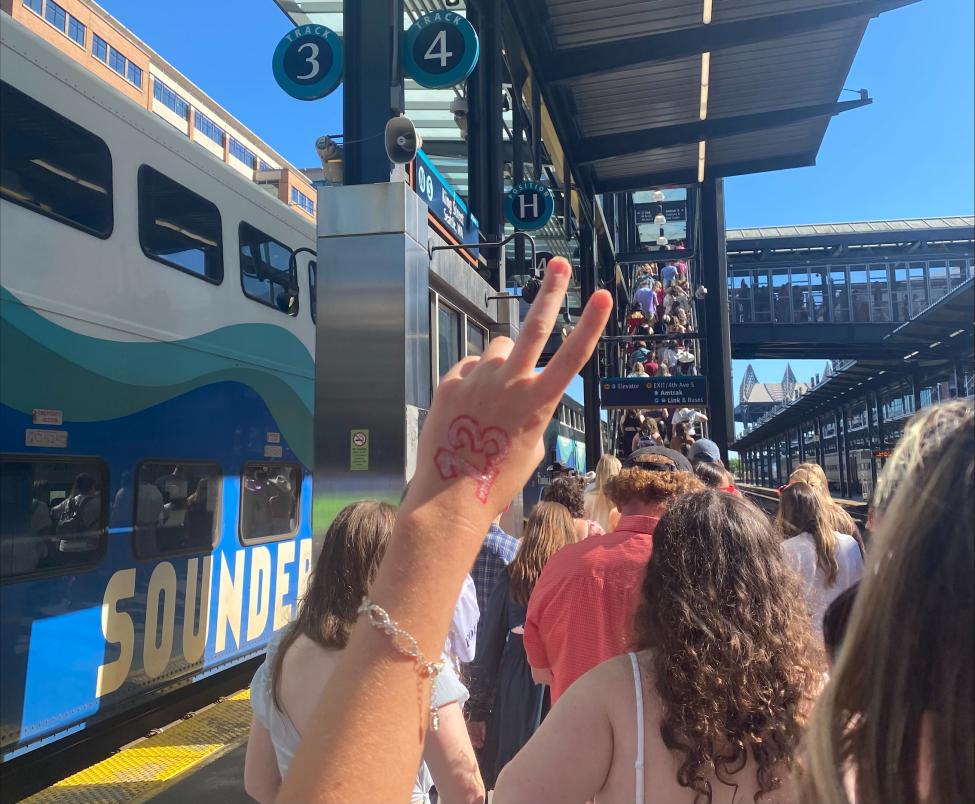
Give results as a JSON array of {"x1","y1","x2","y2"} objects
[
  {"x1": 508, "y1": 502, "x2": 576, "y2": 606},
  {"x1": 788, "y1": 464, "x2": 861, "y2": 546},
  {"x1": 801, "y1": 401, "x2": 974, "y2": 804},
  {"x1": 606, "y1": 465, "x2": 703, "y2": 509},
  {"x1": 694, "y1": 461, "x2": 730, "y2": 489},
  {"x1": 271, "y1": 500, "x2": 396, "y2": 710},
  {"x1": 542, "y1": 475, "x2": 586, "y2": 518},
  {"x1": 777, "y1": 481, "x2": 840, "y2": 585},
  {"x1": 634, "y1": 491, "x2": 819, "y2": 802}
]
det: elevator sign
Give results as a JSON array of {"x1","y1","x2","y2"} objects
[
  {"x1": 404, "y1": 11, "x2": 480, "y2": 89},
  {"x1": 272, "y1": 25, "x2": 343, "y2": 100},
  {"x1": 505, "y1": 180, "x2": 555, "y2": 231}
]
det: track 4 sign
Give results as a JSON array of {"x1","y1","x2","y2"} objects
[
  {"x1": 403, "y1": 11, "x2": 480, "y2": 89},
  {"x1": 272, "y1": 25, "x2": 343, "y2": 100}
]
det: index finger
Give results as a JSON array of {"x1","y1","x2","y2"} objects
[{"x1": 504, "y1": 257, "x2": 573, "y2": 376}]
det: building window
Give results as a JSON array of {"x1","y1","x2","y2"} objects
[
  {"x1": 108, "y1": 46, "x2": 126, "y2": 77},
  {"x1": 0, "y1": 80, "x2": 113, "y2": 238},
  {"x1": 194, "y1": 111, "x2": 225, "y2": 147},
  {"x1": 229, "y1": 137, "x2": 257, "y2": 169},
  {"x1": 239, "y1": 222, "x2": 297, "y2": 315},
  {"x1": 138, "y1": 164, "x2": 223, "y2": 282},
  {"x1": 92, "y1": 33, "x2": 108, "y2": 62},
  {"x1": 44, "y1": 0, "x2": 66, "y2": 32},
  {"x1": 239, "y1": 464, "x2": 300, "y2": 543},
  {"x1": 23, "y1": 0, "x2": 43, "y2": 16},
  {"x1": 258, "y1": 159, "x2": 273, "y2": 171},
  {"x1": 130, "y1": 462, "x2": 220, "y2": 559},
  {"x1": 0, "y1": 456, "x2": 108, "y2": 581},
  {"x1": 126, "y1": 61, "x2": 143, "y2": 89},
  {"x1": 437, "y1": 301, "x2": 462, "y2": 378},
  {"x1": 68, "y1": 15, "x2": 86, "y2": 47},
  {"x1": 290, "y1": 186, "x2": 315, "y2": 215},
  {"x1": 153, "y1": 77, "x2": 189, "y2": 120}
]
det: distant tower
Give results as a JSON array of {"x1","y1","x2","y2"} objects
[
  {"x1": 782, "y1": 364, "x2": 797, "y2": 401},
  {"x1": 740, "y1": 364, "x2": 758, "y2": 404}
]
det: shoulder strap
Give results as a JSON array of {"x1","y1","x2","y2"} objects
[{"x1": 628, "y1": 652, "x2": 646, "y2": 804}]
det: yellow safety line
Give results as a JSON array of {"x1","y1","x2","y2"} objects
[{"x1": 22, "y1": 689, "x2": 252, "y2": 804}]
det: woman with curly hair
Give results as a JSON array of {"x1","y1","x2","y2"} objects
[
  {"x1": 542, "y1": 475, "x2": 604, "y2": 541},
  {"x1": 497, "y1": 490, "x2": 819, "y2": 803}
]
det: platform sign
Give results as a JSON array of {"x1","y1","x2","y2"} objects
[
  {"x1": 272, "y1": 25, "x2": 343, "y2": 100},
  {"x1": 505, "y1": 180, "x2": 555, "y2": 231},
  {"x1": 634, "y1": 200, "x2": 687, "y2": 224},
  {"x1": 600, "y1": 376, "x2": 708, "y2": 409},
  {"x1": 412, "y1": 149, "x2": 479, "y2": 256},
  {"x1": 404, "y1": 11, "x2": 480, "y2": 89}
]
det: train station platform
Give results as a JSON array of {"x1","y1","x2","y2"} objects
[{"x1": 22, "y1": 691, "x2": 253, "y2": 804}]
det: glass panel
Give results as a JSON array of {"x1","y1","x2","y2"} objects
[
  {"x1": 928, "y1": 260, "x2": 949, "y2": 304},
  {"x1": 909, "y1": 262, "x2": 928, "y2": 316},
  {"x1": 92, "y1": 34, "x2": 108, "y2": 62},
  {"x1": 130, "y1": 462, "x2": 219, "y2": 558},
  {"x1": 891, "y1": 263, "x2": 910, "y2": 321},
  {"x1": 108, "y1": 47, "x2": 126, "y2": 77},
  {"x1": 23, "y1": 0, "x2": 43, "y2": 14},
  {"x1": 1, "y1": 457, "x2": 107, "y2": 580},
  {"x1": 772, "y1": 267, "x2": 791, "y2": 323},
  {"x1": 437, "y1": 303, "x2": 461, "y2": 378},
  {"x1": 240, "y1": 464, "x2": 300, "y2": 542},
  {"x1": 1, "y1": 81, "x2": 113, "y2": 237},
  {"x1": 753, "y1": 269, "x2": 771, "y2": 323},
  {"x1": 790, "y1": 267, "x2": 812, "y2": 322},
  {"x1": 467, "y1": 322, "x2": 486, "y2": 356},
  {"x1": 126, "y1": 61, "x2": 142, "y2": 89},
  {"x1": 849, "y1": 265, "x2": 869, "y2": 322},
  {"x1": 45, "y1": 0, "x2": 66, "y2": 32},
  {"x1": 949, "y1": 260, "x2": 966, "y2": 290},
  {"x1": 732, "y1": 271, "x2": 752, "y2": 323},
  {"x1": 139, "y1": 165, "x2": 223, "y2": 281},
  {"x1": 829, "y1": 267, "x2": 850, "y2": 322},
  {"x1": 809, "y1": 268, "x2": 827, "y2": 321},
  {"x1": 869, "y1": 264, "x2": 891, "y2": 322},
  {"x1": 68, "y1": 16, "x2": 86, "y2": 46},
  {"x1": 239, "y1": 222, "x2": 297, "y2": 314}
]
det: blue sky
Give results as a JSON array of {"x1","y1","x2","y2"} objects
[{"x1": 100, "y1": 0, "x2": 973, "y2": 407}]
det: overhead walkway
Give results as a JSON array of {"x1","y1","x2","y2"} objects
[{"x1": 727, "y1": 216, "x2": 974, "y2": 358}]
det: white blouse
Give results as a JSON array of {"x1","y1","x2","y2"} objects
[{"x1": 782, "y1": 531, "x2": 864, "y2": 637}]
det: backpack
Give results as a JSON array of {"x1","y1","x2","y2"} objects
[
  {"x1": 635, "y1": 433, "x2": 656, "y2": 449},
  {"x1": 56, "y1": 495, "x2": 97, "y2": 535}
]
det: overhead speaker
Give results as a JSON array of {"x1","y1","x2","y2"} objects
[{"x1": 384, "y1": 116, "x2": 422, "y2": 164}]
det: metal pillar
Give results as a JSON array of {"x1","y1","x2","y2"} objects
[
  {"x1": 785, "y1": 430, "x2": 794, "y2": 477},
  {"x1": 467, "y1": 0, "x2": 504, "y2": 290},
  {"x1": 510, "y1": 76, "x2": 526, "y2": 280},
  {"x1": 911, "y1": 368, "x2": 923, "y2": 415},
  {"x1": 816, "y1": 415, "x2": 824, "y2": 466},
  {"x1": 836, "y1": 408, "x2": 848, "y2": 498},
  {"x1": 343, "y1": 0, "x2": 403, "y2": 185},
  {"x1": 866, "y1": 392, "x2": 878, "y2": 492},
  {"x1": 580, "y1": 213, "x2": 602, "y2": 471},
  {"x1": 954, "y1": 359, "x2": 964, "y2": 398},
  {"x1": 699, "y1": 180, "x2": 734, "y2": 465},
  {"x1": 876, "y1": 392, "x2": 886, "y2": 449},
  {"x1": 798, "y1": 424, "x2": 806, "y2": 462}
]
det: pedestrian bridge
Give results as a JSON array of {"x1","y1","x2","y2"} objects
[{"x1": 727, "y1": 217, "x2": 974, "y2": 358}]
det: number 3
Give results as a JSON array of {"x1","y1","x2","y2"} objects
[
  {"x1": 296, "y1": 42, "x2": 320, "y2": 80},
  {"x1": 423, "y1": 29, "x2": 452, "y2": 68}
]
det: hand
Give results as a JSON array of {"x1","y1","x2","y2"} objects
[
  {"x1": 402, "y1": 258, "x2": 612, "y2": 542},
  {"x1": 467, "y1": 720, "x2": 486, "y2": 749}
]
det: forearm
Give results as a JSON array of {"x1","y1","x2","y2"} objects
[{"x1": 277, "y1": 507, "x2": 485, "y2": 803}]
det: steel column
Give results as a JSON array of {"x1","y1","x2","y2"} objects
[
  {"x1": 911, "y1": 368, "x2": 923, "y2": 415},
  {"x1": 866, "y1": 392, "x2": 878, "y2": 492},
  {"x1": 836, "y1": 408, "x2": 848, "y2": 498},
  {"x1": 510, "y1": 77, "x2": 526, "y2": 280},
  {"x1": 580, "y1": 214, "x2": 602, "y2": 470},
  {"x1": 816, "y1": 415, "x2": 825, "y2": 466},
  {"x1": 785, "y1": 430, "x2": 794, "y2": 477},
  {"x1": 699, "y1": 180, "x2": 734, "y2": 465},
  {"x1": 343, "y1": 0, "x2": 402, "y2": 185},
  {"x1": 798, "y1": 424, "x2": 806, "y2": 462}
]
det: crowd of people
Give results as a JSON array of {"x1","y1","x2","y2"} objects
[{"x1": 240, "y1": 260, "x2": 972, "y2": 804}]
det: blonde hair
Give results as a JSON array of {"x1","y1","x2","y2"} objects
[
  {"x1": 587, "y1": 454, "x2": 622, "y2": 529},
  {"x1": 508, "y1": 502, "x2": 576, "y2": 606},
  {"x1": 777, "y1": 481, "x2": 840, "y2": 585},
  {"x1": 800, "y1": 401, "x2": 974, "y2": 803},
  {"x1": 789, "y1": 463, "x2": 860, "y2": 542}
]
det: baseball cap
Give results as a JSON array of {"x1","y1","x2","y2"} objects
[
  {"x1": 624, "y1": 446, "x2": 693, "y2": 473},
  {"x1": 687, "y1": 438, "x2": 721, "y2": 465}
]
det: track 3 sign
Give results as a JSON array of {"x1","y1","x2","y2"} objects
[
  {"x1": 272, "y1": 26, "x2": 343, "y2": 100},
  {"x1": 505, "y1": 180, "x2": 555, "y2": 231},
  {"x1": 404, "y1": 11, "x2": 480, "y2": 89}
]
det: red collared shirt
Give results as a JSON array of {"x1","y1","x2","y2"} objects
[{"x1": 524, "y1": 513, "x2": 661, "y2": 703}]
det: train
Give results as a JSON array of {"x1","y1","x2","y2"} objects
[{"x1": 0, "y1": 21, "x2": 316, "y2": 761}]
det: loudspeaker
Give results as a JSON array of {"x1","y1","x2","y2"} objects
[{"x1": 384, "y1": 116, "x2": 422, "y2": 164}]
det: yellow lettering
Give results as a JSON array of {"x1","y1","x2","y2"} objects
[
  {"x1": 96, "y1": 569, "x2": 136, "y2": 697},
  {"x1": 297, "y1": 539, "x2": 313, "y2": 603},
  {"x1": 182, "y1": 556, "x2": 212, "y2": 664},
  {"x1": 143, "y1": 562, "x2": 177, "y2": 679},
  {"x1": 215, "y1": 552, "x2": 245, "y2": 653},
  {"x1": 273, "y1": 542, "x2": 296, "y2": 630},
  {"x1": 246, "y1": 546, "x2": 272, "y2": 641}
]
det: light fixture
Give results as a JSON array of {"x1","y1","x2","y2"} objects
[
  {"x1": 155, "y1": 218, "x2": 218, "y2": 248},
  {"x1": 652, "y1": 189, "x2": 665, "y2": 203},
  {"x1": 904, "y1": 350, "x2": 919, "y2": 359},
  {"x1": 879, "y1": 369, "x2": 886, "y2": 375},
  {"x1": 657, "y1": 226, "x2": 668, "y2": 246},
  {"x1": 699, "y1": 52, "x2": 710, "y2": 120},
  {"x1": 654, "y1": 206, "x2": 666, "y2": 225},
  {"x1": 703, "y1": 0, "x2": 712, "y2": 24},
  {"x1": 949, "y1": 328, "x2": 965, "y2": 337},
  {"x1": 697, "y1": 140, "x2": 706, "y2": 183},
  {"x1": 929, "y1": 340, "x2": 942, "y2": 348},
  {"x1": 30, "y1": 158, "x2": 107, "y2": 194}
]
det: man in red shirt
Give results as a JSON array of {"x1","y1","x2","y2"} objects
[{"x1": 524, "y1": 447, "x2": 703, "y2": 702}]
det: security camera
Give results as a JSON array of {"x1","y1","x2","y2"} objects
[
  {"x1": 315, "y1": 135, "x2": 341, "y2": 168},
  {"x1": 694, "y1": 285, "x2": 708, "y2": 300},
  {"x1": 450, "y1": 96, "x2": 469, "y2": 140}
]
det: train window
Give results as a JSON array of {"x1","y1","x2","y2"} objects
[
  {"x1": 239, "y1": 222, "x2": 298, "y2": 315},
  {"x1": 138, "y1": 165, "x2": 224, "y2": 283},
  {"x1": 0, "y1": 81, "x2": 113, "y2": 238},
  {"x1": 308, "y1": 260, "x2": 317, "y2": 323},
  {"x1": 239, "y1": 464, "x2": 300, "y2": 543},
  {"x1": 0, "y1": 456, "x2": 107, "y2": 582},
  {"x1": 129, "y1": 462, "x2": 220, "y2": 559}
]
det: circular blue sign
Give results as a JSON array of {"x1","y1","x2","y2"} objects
[
  {"x1": 403, "y1": 11, "x2": 479, "y2": 89},
  {"x1": 272, "y1": 25, "x2": 343, "y2": 100},
  {"x1": 505, "y1": 181, "x2": 555, "y2": 231}
]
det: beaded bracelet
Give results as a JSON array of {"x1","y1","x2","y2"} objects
[{"x1": 357, "y1": 596, "x2": 446, "y2": 730}]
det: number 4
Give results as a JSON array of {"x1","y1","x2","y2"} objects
[{"x1": 424, "y1": 29, "x2": 452, "y2": 68}]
